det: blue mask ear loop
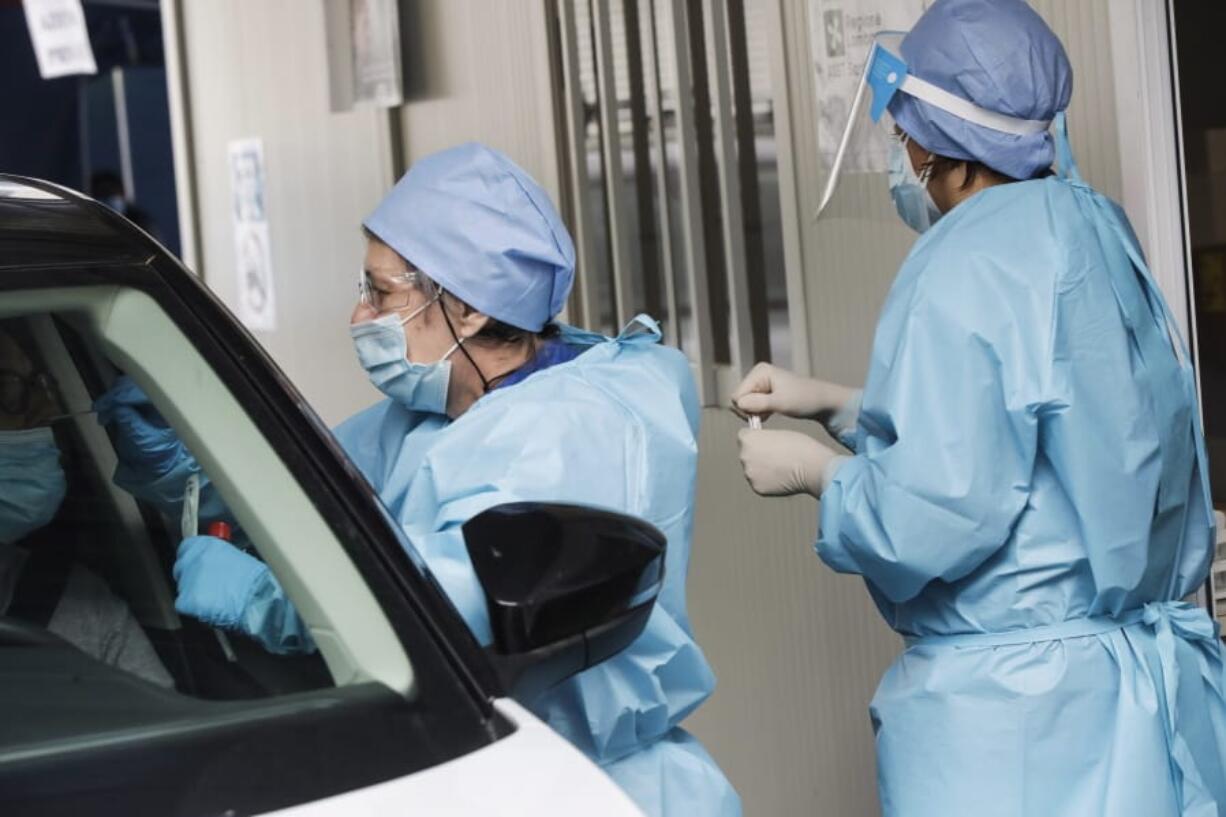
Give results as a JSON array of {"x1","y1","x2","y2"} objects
[{"x1": 1053, "y1": 111, "x2": 1084, "y2": 185}]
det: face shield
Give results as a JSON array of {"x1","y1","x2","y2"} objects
[{"x1": 816, "y1": 33, "x2": 1055, "y2": 219}]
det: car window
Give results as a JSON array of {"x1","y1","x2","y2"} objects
[
  {"x1": 2, "y1": 312, "x2": 333, "y2": 699},
  {"x1": 0, "y1": 282, "x2": 422, "y2": 698}
]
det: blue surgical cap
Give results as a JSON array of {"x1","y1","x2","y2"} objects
[
  {"x1": 888, "y1": 0, "x2": 1073, "y2": 180},
  {"x1": 364, "y1": 143, "x2": 576, "y2": 332}
]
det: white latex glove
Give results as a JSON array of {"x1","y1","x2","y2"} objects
[
  {"x1": 737, "y1": 428, "x2": 847, "y2": 497},
  {"x1": 732, "y1": 362, "x2": 858, "y2": 425}
]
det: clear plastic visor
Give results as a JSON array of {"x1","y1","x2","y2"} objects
[{"x1": 816, "y1": 32, "x2": 911, "y2": 218}]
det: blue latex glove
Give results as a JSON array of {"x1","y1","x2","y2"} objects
[
  {"x1": 174, "y1": 536, "x2": 314, "y2": 655},
  {"x1": 94, "y1": 376, "x2": 229, "y2": 520},
  {"x1": 93, "y1": 376, "x2": 188, "y2": 478}
]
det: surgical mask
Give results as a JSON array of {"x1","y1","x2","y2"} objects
[
  {"x1": 350, "y1": 296, "x2": 461, "y2": 415},
  {"x1": 0, "y1": 427, "x2": 67, "y2": 545},
  {"x1": 888, "y1": 137, "x2": 942, "y2": 233}
]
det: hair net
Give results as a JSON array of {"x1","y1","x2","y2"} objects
[
  {"x1": 888, "y1": 0, "x2": 1073, "y2": 180},
  {"x1": 364, "y1": 143, "x2": 576, "y2": 332}
]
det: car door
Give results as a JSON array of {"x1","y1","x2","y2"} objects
[{"x1": 0, "y1": 177, "x2": 646, "y2": 816}]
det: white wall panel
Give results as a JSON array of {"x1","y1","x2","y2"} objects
[{"x1": 395, "y1": 0, "x2": 563, "y2": 201}]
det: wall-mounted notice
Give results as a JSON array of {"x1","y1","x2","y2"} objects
[
  {"x1": 228, "y1": 138, "x2": 278, "y2": 333},
  {"x1": 808, "y1": 0, "x2": 927, "y2": 173},
  {"x1": 23, "y1": 0, "x2": 97, "y2": 79},
  {"x1": 351, "y1": 0, "x2": 403, "y2": 106},
  {"x1": 324, "y1": 0, "x2": 404, "y2": 111}
]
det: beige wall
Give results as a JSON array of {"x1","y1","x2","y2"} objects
[
  {"x1": 395, "y1": 0, "x2": 563, "y2": 201},
  {"x1": 687, "y1": 410, "x2": 900, "y2": 817}
]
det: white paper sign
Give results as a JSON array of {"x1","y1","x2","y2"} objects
[
  {"x1": 808, "y1": 0, "x2": 927, "y2": 173},
  {"x1": 23, "y1": 0, "x2": 97, "y2": 79},
  {"x1": 228, "y1": 139, "x2": 278, "y2": 332},
  {"x1": 350, "y1": 0, "x2": 403, "y2": 107},
  {"x1": 323, "y1": 0, "x2": 402, "y2": 111}
]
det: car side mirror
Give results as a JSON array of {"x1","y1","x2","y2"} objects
[{"x1": 463, "y1": 502, "x2": 665, "y2": 704}]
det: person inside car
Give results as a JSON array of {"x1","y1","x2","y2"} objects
[{"x1": 0, "y1": 327, "x2": 173, "y2": 688}]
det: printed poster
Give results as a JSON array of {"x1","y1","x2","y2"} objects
[
  {"x1": 808, "y1": 0, "x2": 928, "y2": 173},
  {"x1": 228, "y1": 138, "x2": 278, "y2": 332}
]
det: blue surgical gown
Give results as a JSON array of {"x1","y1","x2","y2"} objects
[
  {"x1": 819, "y1": 176, "x2": 1223, "y2": 816},
  {"x1": 334, "y1": 319, "x2": 741, "y2": 817}
]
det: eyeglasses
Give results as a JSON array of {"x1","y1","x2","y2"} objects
[
  {"x1": 0, "y1": 369, "x2": 54, "y2": 417},
  {"x1": 357, "y1": 267, "x2": 436, "y2": 313}
]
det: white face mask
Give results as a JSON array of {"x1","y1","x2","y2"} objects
[
  {"x1": 887, "y1": 136, "x2": 942, "y2": 234},
  {"x1": 349, "y1": 294, "x2": 461, "y2": 415}
]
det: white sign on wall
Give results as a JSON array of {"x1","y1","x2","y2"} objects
[
  {"x1": 808, "y1": 0, "x2": 927, "y2": 173},
  {"x1": 22, "y1": 0, "x2": 97, "y2": 79},
  {"x1": 351, "y1": 0, "x2": 403, "y2": 106},
  {"x1": 324, "y1": 0, "x2": 404, "y2": 111},
  {"x1": 228, "y1": 138, "x2": 278, "y2": 332}
]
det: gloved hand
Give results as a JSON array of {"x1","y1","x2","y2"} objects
[
  {"x1": 94, "y1": 376, "x2": 189, "y2": 478},
  {"x1": 173, "y1": 535, "x2": 268, "y2": 630},
  {"x1": 173, "y1": 535, "x2": 314, "y2": 655},
  {"x1": 731, "y1": 363, "x2": 858, "y2": 424},
  {"x1": 94, "y1": 376, "x2": 229, "y2": 517},
  {"x1": 737, "y1": 428, "x2": 847, "y2": 498}
]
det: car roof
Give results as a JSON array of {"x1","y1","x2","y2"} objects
[{"x1": 0, "y1": 175, "x2": 157, "y2": 271}]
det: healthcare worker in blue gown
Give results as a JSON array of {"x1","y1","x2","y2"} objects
[
  {"x1": 96, "y1": 143, "x2": 741, "y2": 817},
  {"x1": 733, "y1": 2, "x2": 1224, "y2": 815}
]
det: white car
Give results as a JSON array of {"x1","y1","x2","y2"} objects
[{"x1": 0, "y1": 176, "x2": 656, "y2": 816}]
